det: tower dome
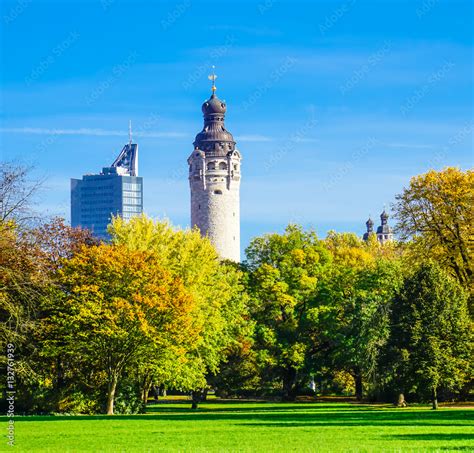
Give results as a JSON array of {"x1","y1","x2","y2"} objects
[
  {"x1": 202, "y1": 94, "x2": 227, "y2": 115},
  {"x1": 194, "y1": 91, "x2": 235, "y2": 155},
  {"x1": 363, "y1": 216, "x2": 374, "y2": 241}
]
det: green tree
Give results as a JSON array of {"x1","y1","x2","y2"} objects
[
  {"x1": 315, "y1": 232, "x2": 402, "y2": 400},
  {"x1": 0, "y1": 217, "x2": 97, "y2": 413},
  {"x1": 383, "y1": 262, "x2": 472, "y2": 409},
  {"x1": 108, "y1": 215, "x2": 249, "y2": 408},
  {"x1": 245, "y1": 224, "x2": 331, "y2": 399}
]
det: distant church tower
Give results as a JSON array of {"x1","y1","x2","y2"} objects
[
  {"x1": 363, "y1": 210, "x2": 394, "y2": 244},
  {"x1": 376, "y1": 210, "x2": 394, "y2": 244},
  {"x1": 362, "y1": 217, "x2": 374, "y2": 241},
  {"x1": 188, "y1": 70, "x2": 241, "y2": 261}
]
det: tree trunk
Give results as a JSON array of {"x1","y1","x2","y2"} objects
[
  {"x1": 282, "y1": 367, "x2": 297, "y2": 401},
  {"x1": 432, "y1": 387, "x2": 438, "y2": 410},
  {"x1": 152, "y1": 385, "x2": 160, "y2": 402},
  {"x1": 141, "y1": 387, "x2": 150, "y2": 404},
  {"x1": 396, "y1": 392, "x2": 407, "y2": 407},
  {"x1": 140, "y1": 371, "x2": 151, "y2": 404},
  {"x1": 106, "y1": 374, "x2": 118, "y2": 415},
  {"x1": 191, "y1": 390, "x2": 201, "y2": 410},
  {"x1": 354, "y1": 371, "x2": 363, "y2": 401}
]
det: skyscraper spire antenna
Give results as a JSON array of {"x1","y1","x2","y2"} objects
[
  {"x1": 128, "y1": 120, "x2": 132, "y2": 146},
  {"x1": 208, "y1": 65, "x2": 217, "y2": 95}
]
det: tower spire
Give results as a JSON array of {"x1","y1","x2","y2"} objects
[
  {"x1": 208, "y1": 65, "x2": 217, "y2": 95},
  {"x1": 128, "y1": 120, "x2": 132, "y2": 147}
]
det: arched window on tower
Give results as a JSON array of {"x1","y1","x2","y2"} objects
[
  {"x1": 207, "y1": 162, "x2": 216, "y2": 171},
  {"x1": 219, "y1": 162, "x2": 227, "y2": 170}
]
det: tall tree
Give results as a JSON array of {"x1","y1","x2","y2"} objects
[
  {"x1": 393, "y1": 167, "x2": 473, "y2": 291},
  {"x1": 108, "y1": 215, "x2": 248, "y2": 407},
  {"x1": 383, "y1": 262, "x2": 472, "y2": 409},
  {"x1": 315, "y1": 232, "x2": 402, "y2": 400},
  {"x1": 245, "y1": 224, "x2": 331, "y2": 399},
  {"x1": 42, "y1": 243, "x2": 199, "y2": 415},
  {"x1": 0, "y1": 217, "x2": 97, "y2": 413}
]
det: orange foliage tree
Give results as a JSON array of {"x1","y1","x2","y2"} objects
[{"x1": 42, "y1": 243, "x2": 200, "y2": 415}]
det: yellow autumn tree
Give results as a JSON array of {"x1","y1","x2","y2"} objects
[
  {"x1": 42, "y1": 243, "x2": 199, "y2": 415},
  {"x1": 393, "y1": 167, "x2": 473, "y2": 293}
]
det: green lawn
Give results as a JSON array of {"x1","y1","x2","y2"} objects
[{"x1": 2, "y1": 401, "x2": 473, "y2": 452}]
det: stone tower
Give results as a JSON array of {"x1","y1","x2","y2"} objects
[
  {"x1": 188, "y1": 74, "x2": 241, "y2": 261},
  {"x1": 376, "y1": 210, "x2": 394, "y2": 244},
  {"x1": 362, "y1": 217, "x2": 374, "y2": 241}
]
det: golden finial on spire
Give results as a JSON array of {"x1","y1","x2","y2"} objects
[{"x1": 208, "y1": 65, "x2": 217, "y2": 93}]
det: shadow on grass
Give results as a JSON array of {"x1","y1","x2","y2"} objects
[
  {"x1": 146, "y1": 403, "x2": 379, "y2": 414},
  {"x1": 388, "y1": 433, "x2": 474, "y2": 441},
  {"x1": 4, "y1": 405, "x2": 473, "y2": 429}
]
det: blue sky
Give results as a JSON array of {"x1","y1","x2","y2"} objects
[{"x1": 1, "y1": 0, "x2": 472, "y2": 253}]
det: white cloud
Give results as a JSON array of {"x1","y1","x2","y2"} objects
[{"x1": 0, "y1": 127, "x2": 188, "y2": 138}]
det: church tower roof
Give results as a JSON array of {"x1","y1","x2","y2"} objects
[
  {"x1": 193, "y1": 67, "x2": 236, "y2": 156},
  {"x1": 366, "y1": 217, "x2": 374, "y2": 230},
  {"x1": 376, "y1": 209, "x2": 393, "y2": 235},
  {"x1": 363, "y1": 216, "x2": 374, "y2": 241}
]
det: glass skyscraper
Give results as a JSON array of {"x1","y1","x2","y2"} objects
[{"x1": 71, "y1": 136, "x2": 143, "y2": 239}]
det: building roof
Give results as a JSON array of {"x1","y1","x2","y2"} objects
[
  {"x1": 110, "y1": 143, "x2": 138, "y2": 176},
  {"x1": 377, "y1": 210, "x2": 393, "y2": 234},
  {"x1": 193, "y1": 89, "x2": 236, "y2": 156}
]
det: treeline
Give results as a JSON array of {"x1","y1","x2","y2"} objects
[{"x1": 0, "y1": 166, "x2": 472, "y2": 414}]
